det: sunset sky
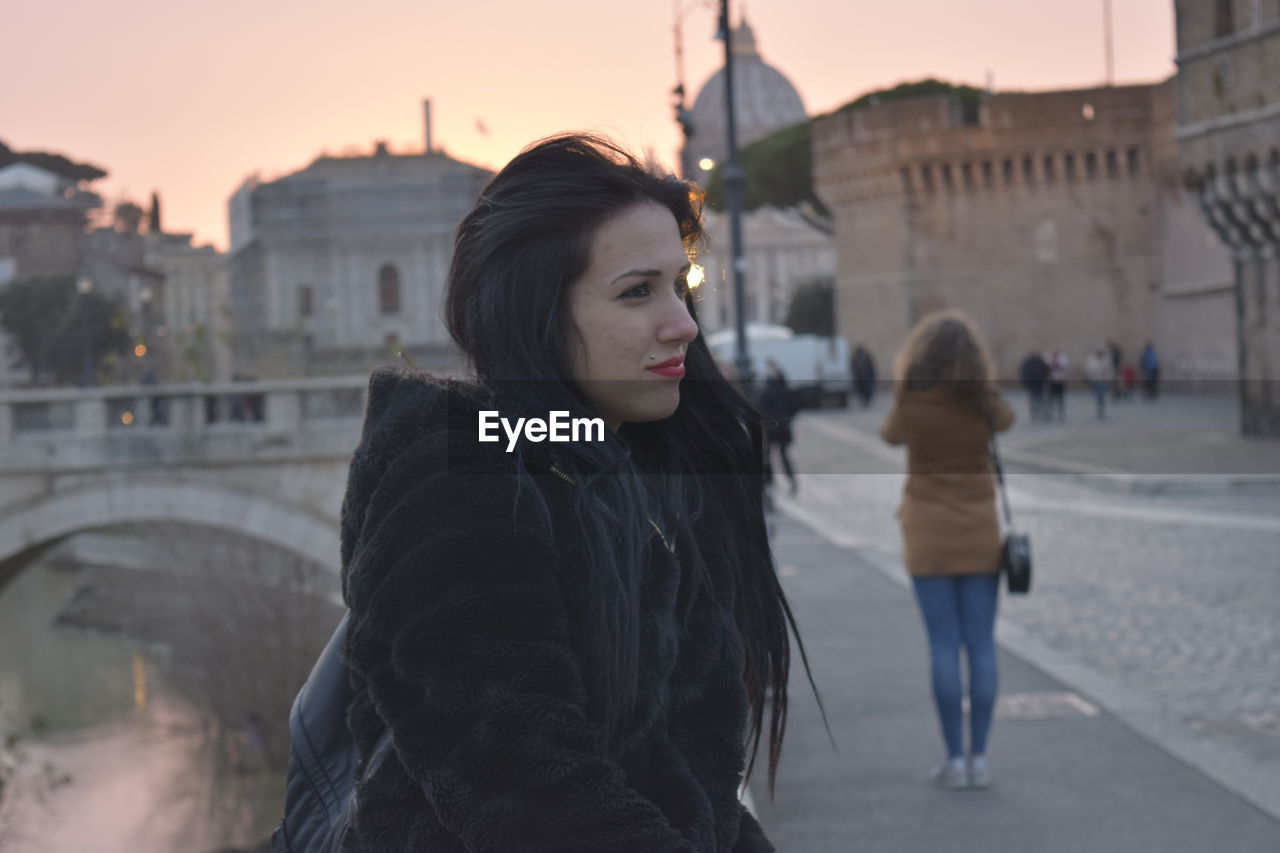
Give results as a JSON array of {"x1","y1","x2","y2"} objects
[{"x1": 4, "y1": 0, "x2": 1176, "y2": 251}]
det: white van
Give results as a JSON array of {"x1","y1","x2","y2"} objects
[{"x1": 705, "y1": 324, "x2": 850, "y2": 408}]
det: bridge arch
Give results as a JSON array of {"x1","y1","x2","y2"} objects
[{"x1": 0, "y1": 478, "x2": 340, "y2": 588}]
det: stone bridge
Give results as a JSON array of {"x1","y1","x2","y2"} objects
[{"x1": 0, "y1": 377, "x2": 371, "y2": 588}]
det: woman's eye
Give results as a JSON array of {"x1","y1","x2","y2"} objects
[{"x1": 621, "y1": 283, "x2": 651, "y2": 299}]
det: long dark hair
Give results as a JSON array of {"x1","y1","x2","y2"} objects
[{"x1": 444, "y1": 133, "x2": 816, "y2": 793}]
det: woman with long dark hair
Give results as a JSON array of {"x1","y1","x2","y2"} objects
[
  {"x1": 338, "y1": 133, "x2": 813, "y2": 851},
  {"x1": 880, "y1": 310, "x2": 1013, "y2": 790}
]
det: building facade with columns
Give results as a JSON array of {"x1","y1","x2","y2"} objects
[
  {"x1": 812, "y1": 81, "x2": 1234, "y2": 380},
  {"x1": 695, "y1": 205, "x2": 836, "y2": 332},
  {"x1": 228, "y1": 114, "x2": 491, "y2": 378},
  {"x1": 1175, "y1": 0, "x2": 1280, "y2": 435}
]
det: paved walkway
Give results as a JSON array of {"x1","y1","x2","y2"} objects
[
  {"x1": 747, "y1": 511, "x2": 1280, "y2": 852},
  {"x1": 837, "y1": 389, "x2": 1280, "y2": 492}
]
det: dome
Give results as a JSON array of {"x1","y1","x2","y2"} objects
[{"x1": 683, "y1": 20, "x2": 807, "y2": 175}]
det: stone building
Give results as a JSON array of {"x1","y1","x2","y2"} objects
[
  {"x1": 1174, "y1": 0, "x2": 1280, "y2": 435},
  {"x1": 812, "y1": 81, "x2": 1234, "y2": 379},
  {"x1": 228, "y1": 112, "x2": 491, "y2": 378},
  {"x1": 680, "y1": 19, "x2": 807, "y2": 178},
  {"x1": 0, "y1": 163, "x2": 101, "y2": 386},
  {"x1": 81, "y1": 203, "x2": 168, "y2": 383},
  {"x1": 144, "y1": 230, "x2": 232, "y2": 382},
  {"x1": 695, "y1": 205, "x2": 836, "y2": 332},
  {"x1": 0, "y1": 162, "x2": 94, "y2": 280}
]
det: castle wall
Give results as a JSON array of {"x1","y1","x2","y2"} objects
[
  {"x1": 1175, "y1": 0, "x2": 1280, "y2": 433},
  {"x1": 814, "y1": 82, "x2": 1234, "y2": 381}
]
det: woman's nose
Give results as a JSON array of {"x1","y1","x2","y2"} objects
[{"x1": 660, "y1": 293, "x2": 700, "y2": 344}]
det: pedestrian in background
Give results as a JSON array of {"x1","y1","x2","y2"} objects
[
  {"x1": 851, "y1": 344, "x2": 877, "y2": 408},
  {"x1": 1084, "y1": 346, "x2": 1116, "y2": 420},
  {"x1": 1045, "y1": 349, "x2": 1068, "y2": 421},
  {"x1": 1141, "y1": 341, "x2": 1161, "y2": 400},
  {"x1": 760, "y1": 359, "x2": 801, "y2": 498},
  {"x1": 1108, "y1": 339, "x2": 1124, "y2": 401},
  {"x1": 1121, "y1": 363, "x2": 1138, "y2": 397},
  {"x1": 880, "y1": 310, "x2": 1014, "y2": 790},
  {"x1": 1018, "y1": 349, "x2": 1049, "y2": 422}
]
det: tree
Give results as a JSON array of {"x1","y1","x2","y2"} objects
[
  {"x1": 0, "y1": 140, "x2": 108, "y2": 183},
  {"x1": 785, "y1": 278, "x2": 835, "y2": 337},
  {"x1": 0, "y1": 275, "x2": 132, "y2": 385},
  {"x1": 834, "y1": 78, "x2": 988, "y2": 125},
  {"x1": 702, "y1": 79, "x2": 989, "y2": 214},
  {"x1": 114, "y1": 201, "x2": 144, "y2": 234},
  {"x1": 148, "y1": 191, "x2": 163, "y2": 234},
  {"x1": 704, "y1": 121, "x2": 827, "y2": 215}
]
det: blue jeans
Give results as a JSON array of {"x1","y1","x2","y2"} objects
[{"x1": 911, "y1": 573, "x2": 1000, "y2": 759}]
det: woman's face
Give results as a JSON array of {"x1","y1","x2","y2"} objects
[{"x1": 567, "y1": 201, "x2": 700, "y2": 429}]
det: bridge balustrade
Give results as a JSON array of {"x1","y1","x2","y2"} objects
[{"x1": 0, "y1": 378, "x2": 370, "y2": 470}]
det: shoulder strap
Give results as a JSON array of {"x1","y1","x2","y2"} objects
[{"x1": 985, "y1": 406, "x2": 1015, "y2": 529}]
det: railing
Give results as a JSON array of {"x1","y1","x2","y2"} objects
[{"x1": 0, "y1": 377, "x2": 370, "y2": 467}]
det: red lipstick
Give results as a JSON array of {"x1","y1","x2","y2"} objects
[{"x1": 646, "y1": 356, "x2": 685, "y2": 378}]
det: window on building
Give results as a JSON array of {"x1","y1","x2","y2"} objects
[
  {"x1": 1106, "y1": 150, "x2": 1119, "y2": 177},
  {"x1": 1043, "y1": 155, "x2": 1057, "y2": 183},
  {"x1": 1126, "y1": 148, "x2": 1141, "y2": 176},
  {"x1": 961, "y1": 163, "x2": 974, "y2": 188},
  {"x1": 1064, "y1": 153, "x2": 1077, "y2": 182},
  {"x1": 378, "y1": 264, "x2": 401, "y2": 315},
  {"x1": 921, "y1": 165, "x2": 934, "y2": 191},
  {"x1": 298, "y1": 285, "x2": 313, "y2": 318},
  {"x1": 941, "y1": 164, "x2": 953, "y2": 190},
  {"x1": 982, "y1": 161, "x2": 994, "y2": 187},
  {"x1": 1085, "y1": 152, "x2": 1098, "y2": 179},
  {"x1": 899, "y1": 168, "x2": 914, "y2": 192},
  {"x1": 9, "y1": 226, "x2": 30, "y2": 258},
  {"x1": 1003, "y1": 159, "x2": 1014, "y2": 184},
  {"x1": 1214, "y1": 0, "x2": 1235, "y2": 37},
  {"x1": 1022, "y1": 156, "x2": 1034, "y2": 184}
]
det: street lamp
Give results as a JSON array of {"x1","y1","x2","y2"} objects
[
  {"x1": 76, "y1": 275, "x2": 95, "y2": 387},
  {"x1": 717, "y1": 0, "x2": 752, "y2": 388},
  {"x1": 672, "y1": 0, "x2": 716, "y2": 175},
  {"x1": 671, "y1": 0, "x2": 752, "y2": 387},
  {"x1": 138, "y1": 283, "x2": 154, "y2": 382}
]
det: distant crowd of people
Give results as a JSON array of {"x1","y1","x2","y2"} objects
[{"x1": 1018, "y1": 340, "x2": 1161, "y2": 422}]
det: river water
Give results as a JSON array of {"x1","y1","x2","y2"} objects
[{"x1": 0, "y1": 528, "x2": 339, "y2": 852}]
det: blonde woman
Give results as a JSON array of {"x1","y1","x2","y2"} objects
[{"x1": 879, "y1": 311, "x2": 1014, "y2": 790}]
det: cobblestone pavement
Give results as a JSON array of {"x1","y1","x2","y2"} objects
[{"x1": 785, "y1": 409, "x2": 1280, "y2": 778}]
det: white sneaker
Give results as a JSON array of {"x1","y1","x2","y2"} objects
[
  {"x1": 968, "y1": 755, "x2": 991, "y2": 789},
  {"x1": 930, "y1": 758, "x2": 969, "y2": 790}
]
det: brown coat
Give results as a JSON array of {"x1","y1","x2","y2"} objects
[{"x1": 880, "y1": 386, "x2": 1015, "y2": 577}]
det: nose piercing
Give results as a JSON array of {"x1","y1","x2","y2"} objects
[{"x1": 649, "y1": 355, "x2": 656, "y2": 361}]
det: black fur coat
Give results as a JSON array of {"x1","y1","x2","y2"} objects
[{"x1": 338, "y1": 367, "x2": 775, "y2": 852}]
